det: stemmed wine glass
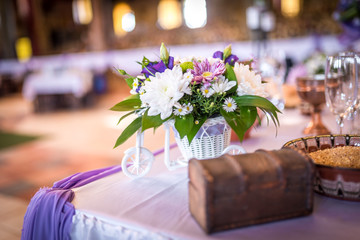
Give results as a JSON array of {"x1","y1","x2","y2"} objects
[{"x1": 325, "y1": 54, "x2": 358, "y2": 134}]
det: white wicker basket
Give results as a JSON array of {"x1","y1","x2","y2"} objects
[{"x1": 173, "y1": 116, "x2": 231, "y2": 160}]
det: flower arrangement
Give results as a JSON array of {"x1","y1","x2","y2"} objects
[
  {"x1": 287, "y1": 52, "x2": 326, "y2": 85},
  {"x1": 334, "y1": 0, "x2": 360, "y2": 46},
  {"x1": 111, "y1": 43, "x2": 280, "y2": 148},
  {"x1": 303, "y1": 52, "x2": 326, "y2": 76}
]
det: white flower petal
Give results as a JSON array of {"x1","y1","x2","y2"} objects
[{"x1": 140, "y1": 65, "x2": 189, "y2": 120}]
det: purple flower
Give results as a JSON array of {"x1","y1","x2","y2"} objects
[
  {"x1": 141, "y1": 56, "x2": 175, "y2": 78},
  {"x1": 213, "y1": 51, "x2": 223, "y2": 59},
  {"x1": 212, "y1": 51, "x2": 239, "y2": 66},
  {"x1": 190, "y1": 59, "x2": 226, "y2": 86},
  {"x1": 168, "y1": 56, "x2": 174, "y2": 69},
  {"x1": 225, "y1": 54, "x2": 239, "y2": 65},
  {"x1": 141, "y1": 61, "x2": 166, "y2": 78}
]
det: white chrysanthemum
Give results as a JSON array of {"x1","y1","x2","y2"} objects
[
  {"x1": 182, "y1": 72, "x2": 193, "y2": 95},
  {"x1": 223, "y1": 97, "x2": 237, "y2": 112},
  {"x1": 233, "y1": 62, "x2": 268, "y2": 97},
  {"x1": 201, "y1": 86, "x2": 214, "y2": 98},
  {"x1": 140, "y1": 65, "x2": 189, "y2": 120},
  {"x1": 211, "y1": 76, "x2": 236, "y2": 94}
]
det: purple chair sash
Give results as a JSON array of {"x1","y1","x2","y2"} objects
[{"x1": 21, "y1": 165, "x2": 122, "y2": 240}]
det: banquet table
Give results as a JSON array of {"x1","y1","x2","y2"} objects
[
  {"x1": 22, "y1": 68, "x2": 93, "y2": 101},
  {"x1": 22, "y1": 108, "x2": 360, "y2": 240}
]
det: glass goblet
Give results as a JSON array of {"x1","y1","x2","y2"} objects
[
  {"x1": 325, "y1": 54, "x2": 358, "y2": 134},
  {"x1": 296, "y1": 75, "x2": 330, "y2": 135}
]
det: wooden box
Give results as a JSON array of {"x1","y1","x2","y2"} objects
[{"x1": 188, "y1": 148, "x2": 314, "y2": 233}]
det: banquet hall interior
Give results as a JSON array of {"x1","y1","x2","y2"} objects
[{"x1": 0, "y1": 0, "x2": 359, "y2": 239}]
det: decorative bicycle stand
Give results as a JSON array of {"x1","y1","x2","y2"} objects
[{"x1": 121, "y1": 121, "x2": 246, "y2": 179}]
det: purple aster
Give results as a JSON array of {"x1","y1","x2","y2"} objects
[
  {"x1": 190, "y1": 58, "x2": 226, "y2": 87},
  {"x1": 212, "y1": 51, "x2": 239, "y2": 66},
  {"x1": 141, "y1": 56, "x2": 175, "y2": 78}
]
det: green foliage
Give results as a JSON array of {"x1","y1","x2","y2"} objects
[
  {"x1": 224, "y1": 63, "x2": 238, "y2": 93},
  {"x1": 114, "y1": 117, "x2": 142, "y2": 148},
  {"x1": 220, "y1": 108, "x2": 247, "y2": 141},
  {"x1": 233, "y1": 95, "x2": 281, "y2": 126},
  {"x1": 117, "y1": 111, "x2": 136, "y2": 125},
  {"x1": 125, "y1": 77, "x2": 135, "y2": 88},
  {"x1": 110, "y1": 95, "x2": 141, "y2": 112},
  {"x1": 142, "y1": 109, "x2": 166, "y2": 132},
  {"x1": 186, "y1": 117, "x2": 206, "y2": 144},
  {"x1": 174, "y1": 115, "x2": 194, "y2": 139},
  {"x1": 117, "y1": 69, "x2": 128, "y2": 75}
]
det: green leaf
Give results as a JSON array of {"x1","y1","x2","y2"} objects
[
  {"x1": 180, "y1": 62, "x2": 194, "y2": 72},
  {"x1": 220, "y1": 109, "x2": 247, "y2": 141},
  {"x1": 239, "y1": 106, "x2": 257, "y2": 130},
  {"x1": 117, "y1": 69, "x2": 128, "y2": 75},
  {"x1": 234, "y1": 95, "x2": 280, "y2": 112},
  {"x1": 114, "y1": 117, "x2": 142, "y2": 148},
  {"x1": 224, "y1": 63, "x2": 238, "y2": 93},
  {"x1": 142, "y1": 110, "x2": 166, "y2": 132},
  {"x1": 233, "y1": 95, "x2": 280, "y2": 126},
  {"x1": 117, "y1": 111, "x2": 135, "y2": 125},
  {"x1": 174, "y1": 115, "x2": 194, "y2": 139},
  {"x1": 187, "y1": 117, "x2": 207, "y2": 144},
  {"x1": 225, "y1": 63, "x2": 237, "y2": 81},
  {"x1": 110, "y1": 95, "x2": 141, "y2": 112},
  {"x1": 125, "y1": 77, "x2": 135, "y2": 88}
]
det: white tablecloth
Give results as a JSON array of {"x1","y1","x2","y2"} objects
[
  {"x1": 70, "y1": 108, "x2": 360, "y2": 240},
  {"x1": 22, "y1": 68, "x2": 93, "y2": 101}
]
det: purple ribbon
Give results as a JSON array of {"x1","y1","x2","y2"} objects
[
  {"x1": 172, "y1": 123, "x2": 227, "y2": 140},
  {"x1": 21, "y1": 165, "x2": 122, "y2": 240}
]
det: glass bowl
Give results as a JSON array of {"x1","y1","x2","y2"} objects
[{"x1": 283, "y1": 135, "x2": 360, "y2": 201}]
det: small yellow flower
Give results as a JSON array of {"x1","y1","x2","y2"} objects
[{"x1": 195, "y1": 120, "x2": 199, "y2": 124}]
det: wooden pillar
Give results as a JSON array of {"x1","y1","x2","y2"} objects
[
  {"x1": 27, "y1": 0, "x2": 49, "y2": 55},
  {"x1": 87, "y1": 0, "x2": 107, "y2": 51},
  {"x1": 0, "y1": 0, "x2": 17, "y2": 59}
]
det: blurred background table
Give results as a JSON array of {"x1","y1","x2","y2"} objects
[{"x1": 68, "y1": 108, "x2": 360, "y2": 240}]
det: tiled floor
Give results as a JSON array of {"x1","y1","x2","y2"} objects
[{"x1": 0, "y1": 77, "x2": 169, "y2": 238}]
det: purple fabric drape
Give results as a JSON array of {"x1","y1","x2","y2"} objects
[{"x1": 21, "y1": 165, "x2": 122, "y2": 240}]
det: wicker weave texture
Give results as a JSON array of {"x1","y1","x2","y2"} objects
[{"x1": 174, "y1": 116, "x2": 231, "y2": 160}]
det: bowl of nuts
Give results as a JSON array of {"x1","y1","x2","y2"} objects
[{"x1": 283, "y1": 135, "x2": 360, "y2": 201}]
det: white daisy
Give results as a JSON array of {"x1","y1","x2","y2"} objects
[
  {"x1": 201, "y1": 86, "x2": 214, "y2": 98},
  {"x1": 173, "y1": 106, "x2": 186, "y2": 116},
  {"x1": 138, "y1": 87, "x2": 145, "y2": 95},
  {"x1": 183, "y1": 103, "x2": 193, "y2": 114},
  {"x1": 233, "y1": 62, "x2": 268, "y2": 97},
  {"x1": 130, "y1": 78, "x2": 140, "y2": 94},
  {"x1": 211, "y1": 76, "x2": 236, "y2": 94},
  {"x1": 223, "y1": 97, "x2": 237, "y2": 112},
  {"x1": 140, "y1": 65, "x2": 187, "y2": 120}
]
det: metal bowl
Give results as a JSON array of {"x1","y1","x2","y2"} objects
[{"x1": 283, "y1": 135, "x2": 360, "y2": 201}]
